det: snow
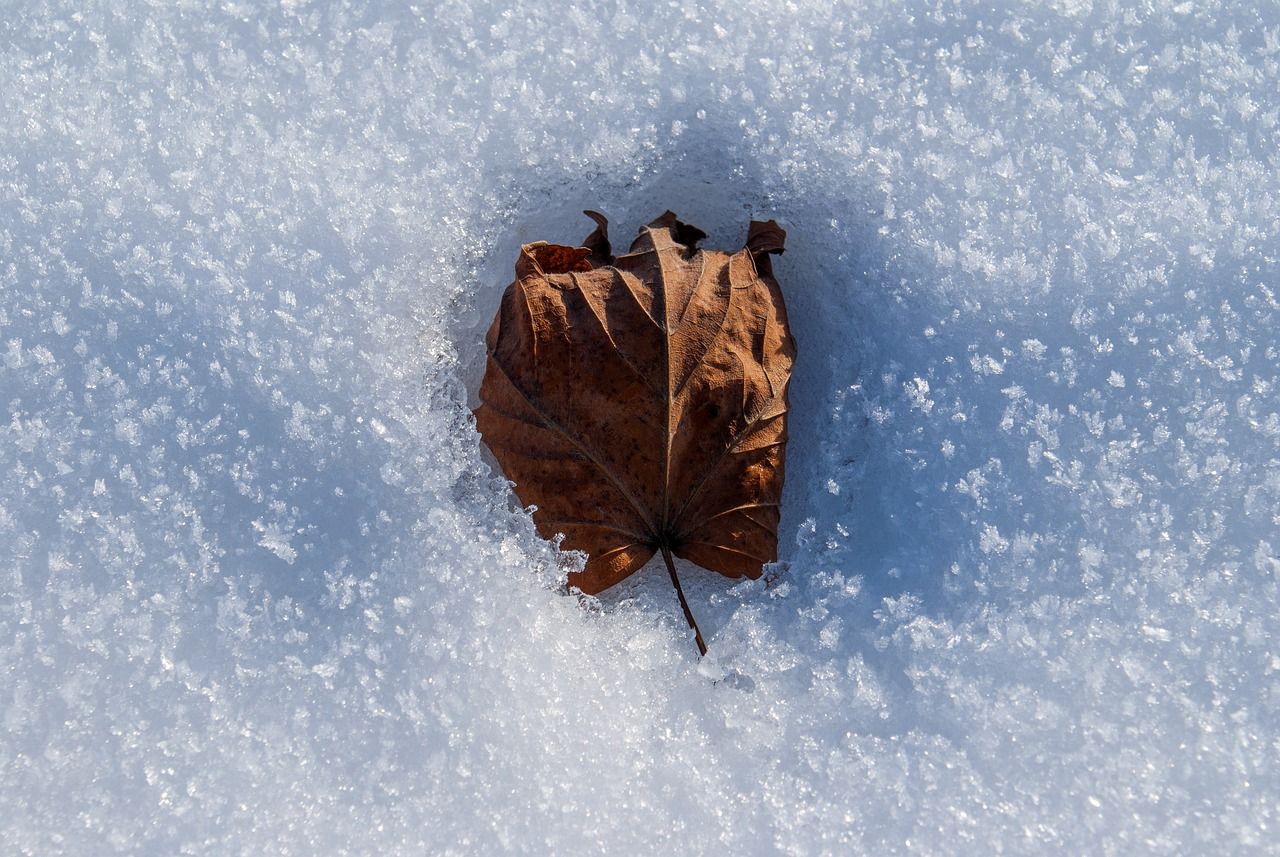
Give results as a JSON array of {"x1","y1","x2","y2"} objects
[{"x1": 2, "y1": 0, "x2": 1279, "y2": 853}]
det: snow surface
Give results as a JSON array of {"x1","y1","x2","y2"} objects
[{"x1": 3, "y1": 1, "x2": 1280, "y2": 854}]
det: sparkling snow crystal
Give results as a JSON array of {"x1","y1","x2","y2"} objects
[{"x1": 2, "y1": 1, "x2": 1279, "y2": 854}]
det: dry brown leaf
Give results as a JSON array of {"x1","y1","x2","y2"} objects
[{"x1": 475, "y1": 211, "x2": 795, "y2": 653}]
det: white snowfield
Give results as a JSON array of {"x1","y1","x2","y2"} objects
[{"x1": 2, "y1": 1, "x2": 1278, "y2": 854}]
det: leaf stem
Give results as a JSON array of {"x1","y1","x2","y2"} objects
[{"x1": 660, "y1": 546, "x2": 707, "y2": 656}]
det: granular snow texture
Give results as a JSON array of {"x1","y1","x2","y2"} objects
[{"x1": 2, "y1": 1, "x2": 1279, "y2": 854}]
